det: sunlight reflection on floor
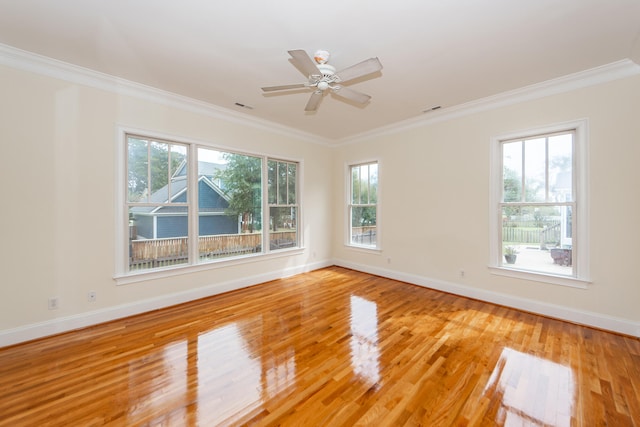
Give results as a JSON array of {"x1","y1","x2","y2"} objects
[
  {"x1": 484, "y1": 347, "x2": 575, "y2": 427},
  {"x1": 350, "y1": 295, "x2": 381, "y2": 385}
]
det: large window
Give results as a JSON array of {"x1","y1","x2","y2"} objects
[
  {"x1": 348, "y1": 161, "x2": 378, "y2": 249},
  {"x1": 490, "y1": 120, "x2": 589, "y2": 286},
  {"x1": 120, "y1": 133, "x2": 300, "y2": 277}
]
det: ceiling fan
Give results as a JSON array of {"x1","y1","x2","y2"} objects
[{"x1": 262, "y1": 50, "x2": 383, "y2": 112}]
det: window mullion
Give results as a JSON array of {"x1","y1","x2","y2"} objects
[
  {"x1": 262, "y1": 157, "x2": 269, "y2": 254},
  {"x1": 286, "y1": 162, "x2": 290, "y2": 205},
  {"x1": 545, "y1": 137, "x2": 550, "y2": 202},
  {"x1": 167, "y1": 146, "x2": 172, "y2": 204},
  {"x1": 367, "y1": 165, "x2": 371, "y2": 205},
  {"x1": 188, "y1": 144, "x2": 198, "y2": 265},
  {"x1": 146, "y1": 140, "x2": 152, "y2": 204},
  {"x1": 275, "y1": 162, "x2": 280, "y2": 206},
  {"x1": 520, "y1": 141, "x2": 526, "y2": 202},
  {"x1": 353, "y1": 167, "x2": 362, "y2": 204}
]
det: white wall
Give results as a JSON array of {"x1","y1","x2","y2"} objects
[
  {"x1": 0, "y1": 63, "x2": 334, "y2": 346},
  {"x1": 333, "y1": 74, "x2": 640, "y2": 336}
]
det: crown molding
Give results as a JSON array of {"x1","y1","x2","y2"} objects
[
  {"x1": 337, "y1": 59, "x2": 640, "y2": 146},
  {"x1": 0, "y1": 43, "x2": 330, "y2": 146},
  {"x1": 2, "y1": 43, "x2": 639, "y2": 148}
]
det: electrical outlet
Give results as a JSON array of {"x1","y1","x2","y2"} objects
[
  {"x1": 88, "y1": 291, "x2": 97, "y2": 302},
  {"x1": 48, "y1": 297, "x2": 59, "y2": 310},
  {"x1": 460, "y1": 269, "x2": 465, "y2": 278}
]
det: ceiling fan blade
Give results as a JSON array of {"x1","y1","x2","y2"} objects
[
  {"x1": 336, "y1": 57, "x2": 383, "y2": 83},
  {"x1": 305, "y1": 91, "x2": 323, "y2": 112},
  {"x1": 331, "y1": 86, "x2": 371, "y2": 104},
  {"x1": 288, "y1": 49, "x2": 321, "y2": 77},
  {"x1": 261, "y1": 83, "x2": 307, "y2": 92}
]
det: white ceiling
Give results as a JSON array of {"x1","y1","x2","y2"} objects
[{"x1": 1, "y1": 0, "x2": 639, "y2": 142}]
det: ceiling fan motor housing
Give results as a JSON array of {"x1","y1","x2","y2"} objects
[{"x1": 314, "y1": 63, "x2": 338, "y2": 91}]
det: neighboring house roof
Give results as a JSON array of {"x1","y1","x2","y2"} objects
[{"x1": 131, "y1": 163, "x2": 230, "y2": 215}]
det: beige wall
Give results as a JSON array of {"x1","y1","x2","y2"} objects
[
  {"x1": 1, "y1": 60, "x2": 639, "y2": 345},
  {"x1": 333, "y1": 74, "x2": 640, "y2": 332},
  {"x1": 0, "y1": 64, "x2": 333, "y2": 342}
]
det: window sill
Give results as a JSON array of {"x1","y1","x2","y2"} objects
[
  {"x1": 345, "y1": 244, "x2": 382, "y2": 254},
  {"x1": 114, "y1": 247, "x2": 305, "y2": 285},
  {"x1": 488, "y1": 265, "x2": 591, "y2": 289}
]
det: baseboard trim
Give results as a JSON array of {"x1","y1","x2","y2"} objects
[
  {"x1": 3, "y1": 258, "x2": 636, "y2": 348},
  {"x1": 334, "y1": 259, "x2": 640, "y2": 338},
  {"x1": 0, "y1": 260, "x2": 332, "y2": 348}
]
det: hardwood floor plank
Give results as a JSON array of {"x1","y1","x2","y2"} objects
[{"x1": 0, "y1": 266, "x2": 638, "y2": 426}]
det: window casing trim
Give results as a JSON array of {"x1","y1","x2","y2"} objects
[
  {"x1": 115, "y1": 126, "x2": 304, "y2": 283},
  {"x1": 488, "y1": 119, "x2": 590, "y2": 286}
]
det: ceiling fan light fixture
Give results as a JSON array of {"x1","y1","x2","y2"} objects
[{"x1": 317, "y1": 81, "x2": 330, "y2": 91}]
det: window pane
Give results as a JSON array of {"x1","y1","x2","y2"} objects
[
  {"x1": 369, "y1": 163, "x2": 378, "y2": 204},
  {"x1": 128, "y1": 207, "x2": 189, "y2": 271},
  {"x1": 524, "y1": 138, "x2": 546, "y2": 202},
  {"x1": 288, "y1": 163, "x2": 297, "y2": 204},
  {"x1": 278, "y1": 161, "x2": 287, "y2": 205},
  {"x1": 549, "y1": 133, "x2": 573, "y2": 202},
  {"x1": 198, "y1": 150, "x2": 262, "y2": 262},
  {"x1": 563, "y1": 205, "x2": 573, "y2": 243},
  {"x1": 149, "y1": 141, "x2": 171, "y2": 202},
  {"x1": 502, "y1": 141, "x2": 522, "y2": 202},
  {"x1": 501, "y1": 205, "x2": 572, "y2": 276},
  {"x1": 351, "y1": 206, "x2": 377, "y2": 246},
  {"x1": 352, "y1": 167, "x2": 361, "y2": 204},
  {"x1": 351, "y1": 164, "x2": 375, "y2": 205},
  {"x1": 127, "y1": 137, "x2": 149, "y2": 203},
  {"x1": 269, "y1": 206, "x2": 297, "y2": 251},
  {"x1": 170, "y1": 145, "x2": 187, "y2": 179},
  {"x1": 169, "y1": 144, "x2": 188, "y2": 202},
  {"x1": 267, "y1": 160, "x2": 276, "y2": 204}
]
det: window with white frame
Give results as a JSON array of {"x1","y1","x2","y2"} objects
[
  {"x1": 127, "y1": 136, "x2": 190, "y2": 270},
  {"x1": 348, "y1": 161, "x2": 378, "y2": 249},
  {"x1": 268, "y1": 159, "x2": 299, "y2": 250},
  {"x1": 121, "y1": 132, "x2": 300, "y2": 277},
  {"x1": 490, "y1": 120, "x2": 589, "y2": 285}
]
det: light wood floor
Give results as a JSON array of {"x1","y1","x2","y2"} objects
[{"x1": 1, "y1": 267, "x2": 639, "y2": 426}]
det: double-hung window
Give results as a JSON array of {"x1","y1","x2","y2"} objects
[
  {"x1": 348, "y1": 161, "x2": 379, "y2": 249},
  {"x1": 118, "y1": 132, "x2": 300, "y2": 279},
  {"x1": 490, "y1": 120, "x2": 589, "y2": 286},
  {"x1": 268, "y1": 159, "x2": 299, "y2": 250},
  {"x1": 126, "y1": 136, "x2": 190, "y2": 269}
]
